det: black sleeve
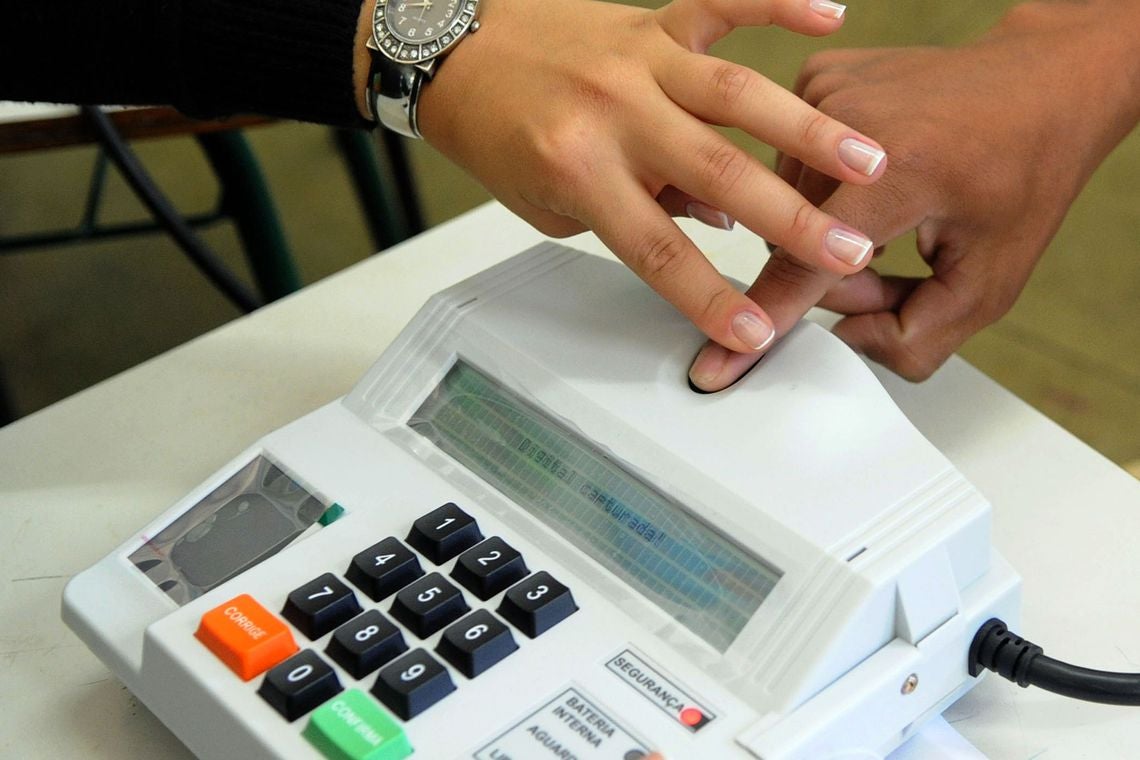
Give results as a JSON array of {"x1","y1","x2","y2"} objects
[{"x1": 0, "y1": 0, "x2": 369, "y2": 129}]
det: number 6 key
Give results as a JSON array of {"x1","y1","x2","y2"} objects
[{"x1": 435, "y1": 609, "x2": 518, "y2": 678}]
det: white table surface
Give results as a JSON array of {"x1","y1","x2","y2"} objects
[
  {"x1": 0, "y1": 101, "x2": 79, "y2": 124},
  {"x1": 0, "y1": 101, "x2": 134, "y2": 124},
  {"x1": 1, "y1": 202, "x2": 1138, "y2": 758}
]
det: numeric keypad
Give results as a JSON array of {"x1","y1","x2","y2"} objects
[{"x1": 217, "y1": 499, "x2": 581, "y2": 744}]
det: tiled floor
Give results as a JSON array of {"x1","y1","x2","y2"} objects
[{"x1": 1, "y1": 0, "x2": 1137, "y2": 471}]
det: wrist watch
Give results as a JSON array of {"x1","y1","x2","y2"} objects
[{"x1": 366, "y1": 0, "x2": 481, "y2": 138}]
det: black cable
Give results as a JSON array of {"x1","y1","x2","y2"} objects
[
  {"x1": 81, "y1": 107, "x2": 263, "y2": 313},
  {"x1": 969, "y1": 618, "x2": 1140, "y2": 706}
]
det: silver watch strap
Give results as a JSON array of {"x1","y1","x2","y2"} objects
[{"x1": 369, "y1": 59, "x2": 424, "y2": 139}]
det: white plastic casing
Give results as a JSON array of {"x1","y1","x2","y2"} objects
[{"x1": 64, "y1": 243, "x2": 1019, "y2": 759}]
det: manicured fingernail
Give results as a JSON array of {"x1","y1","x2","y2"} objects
[
  {"x1": 838, "y1": 137, "x2": 886, "y2": 176},
  {"x1": 686, "y1": 201, "x2": 735, "y2": 231},
  {"x1": 690, "y1": 343, "x2": 729, "y2": 387},
  {"x1": 731, "y1": 311, "x2": 775, "y2": 351},
  {"x1": 810, "y1": 0, "x2": 846, "y2": 20},
  {"x1": 825, "y1": 228, "x2": 874, "y2": 266}
]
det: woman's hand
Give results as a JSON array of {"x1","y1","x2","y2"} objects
[{"x1": 415, "y1": 0, "x2": 885, "y2": 355}]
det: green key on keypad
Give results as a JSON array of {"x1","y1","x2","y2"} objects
[{"x1": 303, "y1": 689, "x2": 412, "y2": 760}]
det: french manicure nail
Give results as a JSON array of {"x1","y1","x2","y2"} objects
[
  {"x1": 731, "y1": 312, "x2": 776, "y2": 351},
  {"x1": 825, "y1": 228, "x2": 873, "y2": 266},
  {"x1": 686, "y1": 201, "x2": 735, "y2": 231},
  {"x1": 838, "y1": 137, "x2": 886, "y2": 176},
  {"x1": 810, "y1": 0, "x2": 846, "y2": 20}
]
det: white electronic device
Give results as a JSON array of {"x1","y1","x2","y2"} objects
[{"x1": 64, "y1": 243, "x2": 1020, "y2": 760}]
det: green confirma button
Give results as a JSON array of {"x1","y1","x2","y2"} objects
[{"x1": 304, "y1": 689, "x2": 412, "y2": 760}]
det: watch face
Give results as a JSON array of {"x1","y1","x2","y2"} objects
[{"x1": 374, "y1": 0, "x2": 478, "y2": 64}]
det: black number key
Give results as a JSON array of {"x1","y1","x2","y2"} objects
[
  {"x1": 389, "y1": 572, "x2": 469, "y2": 638},
  {"x1": 326, "y1": 610, "x2": 408, "y2": 678},
  {"x1": 405, "y1": 502, "x2": 483, "y2": 564},
  {"x1": 497, "y1": 571, "x2": 578, "y2": 638},
  {"x1": 435, "y1": 609, "x2": 518, "y2": 678},
  {"x1": 282, "y1": 573, "x2": 362, "y2": 640},
  {"x1": 346, "y1": 537, "x2": 424, "y2": 602},
  {"x1": 450, "y1": 536, "x2": 529, "y2": 601},
  {"x1": 257, "y1": 649, "x2": 343, "y2": 721},
  {"x1": 371, "y1": 648, "x2": 456, "y2": 720}
]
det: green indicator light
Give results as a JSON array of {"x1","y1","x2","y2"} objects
[
  {"x1": 304, "y1": 689, "x2": 411, "y2": 760},
  {"x1": 318, "y1": 503, "x2": 347, "y2": 527}
]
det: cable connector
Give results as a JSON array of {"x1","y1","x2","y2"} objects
[
  {"x1": 968, "y1": 617, "x2": 1140, "y2": 706},
  {"x1": 968, "y1": 618, "x2": 1042, "y2": 686}
]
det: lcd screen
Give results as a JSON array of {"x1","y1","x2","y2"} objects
[{"x1": 409, "y1": 360, "x2": 781, "y2": 652}]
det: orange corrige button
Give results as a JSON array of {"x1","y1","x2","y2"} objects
[{"x1": 195, "y1": 593, "x2": 298, "y2": 680}]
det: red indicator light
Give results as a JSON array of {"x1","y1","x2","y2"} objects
[{"x1": 680, "y1": 707, "x2": 704, "y2": 726}]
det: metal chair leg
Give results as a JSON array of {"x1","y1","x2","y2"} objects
[
  {"x1": 0, "y1": 371, "x2": 15, "y2": 427},
  {"x1": 196, "y1": 131, "x2": 301, "y2": 302},
  {"x1": 334, "y1": 129, "x2": 422, "y2": 252},
  {"x1": 378, "y1": 129, "x2": 425, "y2": 236}
]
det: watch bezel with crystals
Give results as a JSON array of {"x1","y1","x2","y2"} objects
[{"x1": 371, "y1": 0, "x2": 480, "y2": 67}]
